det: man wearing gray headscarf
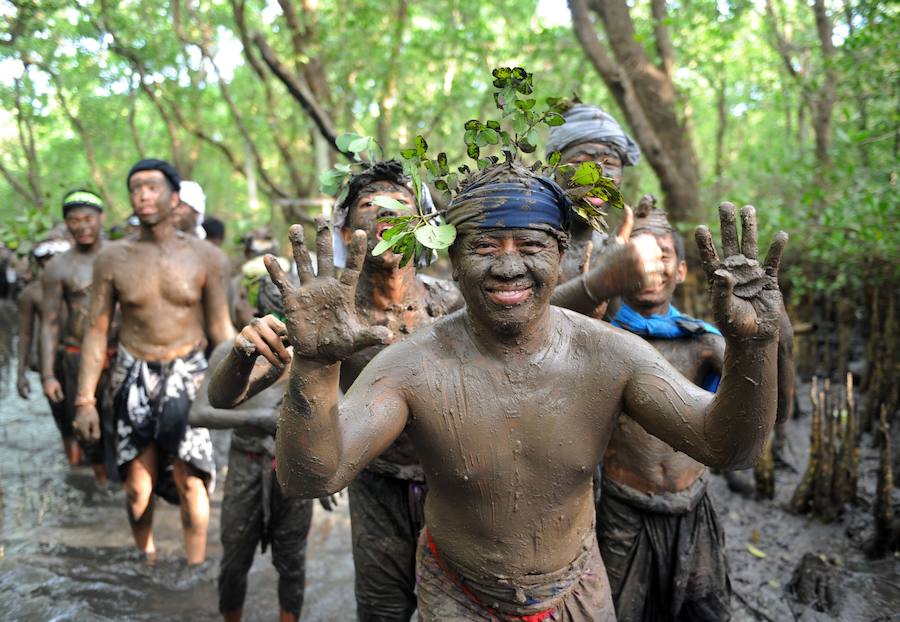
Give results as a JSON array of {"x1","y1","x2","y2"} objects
[{"x1": 548, "y1": 103, "x2": 665, "y2": 320}]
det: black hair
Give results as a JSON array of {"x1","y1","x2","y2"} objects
[
  {"x1": 202, "y1": 216, "x2": 225, "y2": 240},
  {"x1": 338, "y1": 160, "x2": 413, "y2": 222}
]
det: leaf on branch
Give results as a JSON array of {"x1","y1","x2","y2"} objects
[
  {"x1": 372, "y1": 196, "x2": 409, "y2": 211},
  {"x1": 572, "y1": 161, "x2": 602, "y2": 186},
  {"x1": 415, "y1": 135, "x2": 428, "y2": 158},
  {"x1": 414, "y1": 223, "x2": 457, "y2": 250}
]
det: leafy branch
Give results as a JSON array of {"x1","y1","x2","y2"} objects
[{"x1": 375, "y1": 67, "x2": 626, "y2": 265}]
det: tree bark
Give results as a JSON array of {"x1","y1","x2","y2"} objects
[{"x1": 568, "y1": 0, "x2": 702, "y2": 223}]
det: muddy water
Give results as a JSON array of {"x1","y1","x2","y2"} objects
[{"x1": 0, "y1": 302, "x2": 356, "y2": 621}]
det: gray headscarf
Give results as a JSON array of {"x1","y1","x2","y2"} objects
[{"x1": 545, "y1": 104, "x2": 641, "y2": 166}]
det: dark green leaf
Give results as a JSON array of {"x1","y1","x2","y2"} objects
[
  {"x1": 415, "y1": 135, "x2": 428, "y2": 157},
  {"x1": 548, "y1": 150, "x2": 561, "y2": 166},
  {"x1": 467, "y1": 143, "x2": 480, "y2": 159},
  {"x1": 464, "y1": 119, "x2": 482, "y2": 131},
  {"x1": 544, "y1": 112, "x2": 565, "y2": 126},
  {"x1": 572, "y1": 161, "x2": 602, "y2": 185},
  {"x1": 485, "y1": 120, "x2": 501, "y2": 130},
  {"x1": 400, "y1": 148, "x2": 417, "y2": 160}
]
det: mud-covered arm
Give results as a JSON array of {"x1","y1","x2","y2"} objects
[
  {"x1": 192, "y1": 342, "x2": 279, "y2": 433},
  {"x1": 76, "y1": 251, "x2": 116, "y2": 404},
  {"x1": 552, "y1": 207, "x2": 663, "y2": 315},
  {"x1": 623, "y1": 332, "x2": 778, "y2": 470},
  {"x1": 203, "y1": 245, "x2": 237, "y2": 347},
  {"x1": 776, "y1": 307, "x2": 795, "y2": 422},
  {"x1": 277, "y1": 350, "x2": 409, "y2": 497},
  {"x1": 39, "y1": 259, "x2": 64, "y2": 386},
  {"x1": 266, "y1": 220, "x2": 398, "y2": 497},
  {"x1": 209, "y1": 316, "x2": 291, "y2": 408},
  {"x1": 625, "y1": 203, "x2": 788, "y2": 470}
]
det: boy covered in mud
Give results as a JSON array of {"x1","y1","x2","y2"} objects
[
  {"x1": 594, "y1": 200, "x2": 735, "y2": 621},
  {"x1": 16, "y1": 237, "x2": 70, "y2": 433},
  {"x1": 40, "y1": 190, "x2": 113, "y2": 485},
  {"x1": 74, "y1": 158, "x2": 235, "y2": 564},
  {"x1": 255, "y1": 159, "x2": 787, "y2": 620}
]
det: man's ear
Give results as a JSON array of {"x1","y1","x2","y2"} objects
[
  {"x1": 557, "y1": 248, "x2": 566, "y2": 281},
  {"x1": 170, "y1": 191, "x2": 180, "y2": 208},
  {"x1": 341, "y1": 227, "x2": 352, "y2": 245},
  {"x1": 675, "y1": 260, "x2": 688, "y2": 285}
]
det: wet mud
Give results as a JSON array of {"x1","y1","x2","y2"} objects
[
  {"x1": 711, "y1": 383, "x2": 900, "y2": 621},
  {"x1": 0, "y1": 302, "x2": 355, "y2": 621}
]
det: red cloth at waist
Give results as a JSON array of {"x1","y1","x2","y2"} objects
[
  {"x1": 424, "y1": 528, "x2": 556, "y2": 622},
  {"x1": 64, "y1": 344, "x2": 118, "y2": 368}
]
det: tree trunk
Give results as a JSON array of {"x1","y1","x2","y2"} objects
[{"x1": 568, "y1": 0, "x2": 703, "y2": 224}]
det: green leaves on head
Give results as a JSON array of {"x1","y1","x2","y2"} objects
[{"x1": 320, "y1": 134, "x2": 381, "y2": 196}]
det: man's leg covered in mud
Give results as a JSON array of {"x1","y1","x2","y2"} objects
[
  {"x1": 597, "y1": 485, "x2": 731, "y2": 622},
  {"x1": 219, "y1": 448, "x2": 264, "y2": 617},
  {"x1": 348, "y1": 468, "x2": 424, "y2": 621},
  {"x1": 269, "y1": 477, "x2": 314, "y2": 620}
]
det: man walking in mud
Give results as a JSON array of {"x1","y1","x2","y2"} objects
[
  {"x1": 248, "y1": 158, "x2": 787, "y2": 619},
  {"x1": 40, "y1": 190, "x2": 113, "y2": 485},
  {"x1": 212, "y1": 160, "x2": 462, "y2": 620},
  {"x1": 193, "y1": 284, "x2": 338, "y2": 622},
  {"x1": 75, "y1": 158, "x2": 234, "y2": 565}
]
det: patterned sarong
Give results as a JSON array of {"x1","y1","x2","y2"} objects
[{"x1": 110, "y1": 345, "x2": 215, "y2": 500}]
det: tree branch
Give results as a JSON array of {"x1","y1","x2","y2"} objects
[
  {"x1": 764, "y1": 0, "x2": 801, "y2": 81},
  {"x1": 253, "y1": 32, "x2": 351, "y2": 160},
  {"x1": 13, "y1": 73, "x2": 43, "y2": 208},
  {"x1": 650, "y1": 0, "x2": 676, "y2": 79}
]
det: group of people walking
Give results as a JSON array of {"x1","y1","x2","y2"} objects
[{"x1": 14, "y1": 101, "x2": 792, "y2": 621}]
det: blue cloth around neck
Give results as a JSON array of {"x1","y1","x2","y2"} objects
[{"x1": 612, "y1": 302, "x2": 722, "y2": 392}]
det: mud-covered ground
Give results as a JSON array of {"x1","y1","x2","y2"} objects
[
  {"x1": 1, "y1": 299, "x2": 898, "y2": 620},
  {"x1": 711, "y1": 385, "x2": 900, "y2": 621}
]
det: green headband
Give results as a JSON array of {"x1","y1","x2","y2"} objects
[{"x1": 62, "y1": 190, "x2": 104, "y2": 215}]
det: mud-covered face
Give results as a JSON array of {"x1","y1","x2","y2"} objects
[
  {"x1": 342, "y1": 183, "x2": 415, "y2": 269},
  {"x1": 173, "y1": 201, "x2": 198, "y2": 233},
  {"x1": 561, "y1": 142, "x2": 624, "y2": 189},
  {"x1": 451, "y1": 228, "x2": 561, "y2": 335},
  {"x1": 625, "y1": 231, "x2": 686, "y2": 310},
  {"x1": 128, "y1": 170, "x2": 178, "y2": 226},
  {"x1": 64, "y1": 207, "x2": 103, "y2": 247}
]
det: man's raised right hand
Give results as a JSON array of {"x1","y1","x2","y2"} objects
[{"x1": 264, "y1": 218, "x2": 392, "y2": 365}]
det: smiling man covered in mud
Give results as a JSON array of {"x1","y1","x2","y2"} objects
[
  {"x1": 263, "y1": 160, "x2": 787, "y2": 620},
  {"x1": 74, "y1": 158, "x2": 235, "y2": 565},
  {"x1": 40, "y1": 190, "x2": 114, "y2": 486}
]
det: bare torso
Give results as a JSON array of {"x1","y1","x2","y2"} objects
[
  {"x1": 393, "y1": 308, "x2": 629, "y2": 575},
  {"x1": 51, "y1": 249, "x2": 99, "y2": 347},
  {"x1": 604, "y1": 332, "x2": 725, "y2": 494},
  {"x1": 101, "y1": 234, "x2": 220, "y2": 361},
  {"x1": 341, "y1": 274, "x2": 461, "y2": 467}
]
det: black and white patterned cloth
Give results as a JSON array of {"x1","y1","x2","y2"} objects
[{"x1": 111, "y1": 345, "x2": 215, "y2": 496}]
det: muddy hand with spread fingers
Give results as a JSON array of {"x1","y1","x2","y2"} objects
[
  {"x1": 695, "y1": 203, "x2": 788, "y2": 342},
  {"x1": 264, "y1": 218, "x2": 393, "y2": 364}
]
